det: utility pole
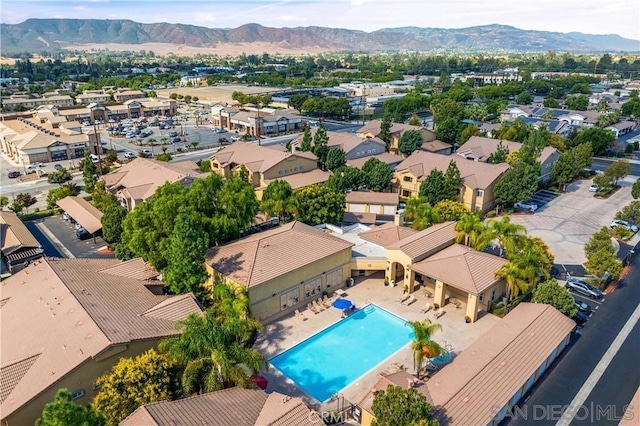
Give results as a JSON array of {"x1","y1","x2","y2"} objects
[
  {"x1": 92, "y1": 123, "x2": 102, "y2": 177},
  {"x1": 361, "y1": 86, "x2": 366, "y2": 126}
]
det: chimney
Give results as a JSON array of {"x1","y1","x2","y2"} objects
[{"x1": 394, "y1": 209, "x2": 405, "y2": 226}]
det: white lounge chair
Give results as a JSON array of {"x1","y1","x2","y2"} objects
[
  {"x1": 398, "y1": 293, "x2": 410, "y2": 303},
  {"x1": 402, "y1": 295, "x2": 417, "y2": 306},
  {"x1": 432, "y1": 309, "x2": 446, "y2": 319},
  {"x1": 420, "y1": 302, "x2": 432, "y2": 313},
  {"x1": 295, "y1": 309, "x2": 306, "y2": 320},
  {"x1": 307, "y1": 303, "x2": 318, "y2": 314}
]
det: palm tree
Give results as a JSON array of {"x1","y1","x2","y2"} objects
[
  {"x1": 495, "y1": 262, "x2": 530, "y2": 305},
  {"x1": 405, "y1": 319, "x2": 442, "y2": 376},
  {"x1": 159, "y1": 309, "x2": 267, "y2": 395},
  {"x1": 405, "y1": 196, "x2": 441, "y2": 230},
  {"x1": 487, "y1": 215, "x2": 527, "y2": 257},
  {"x1": 455, "y1": 214, "x2": 490, "y2": 250}
]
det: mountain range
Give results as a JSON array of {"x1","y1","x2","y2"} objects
[{"x1": 1, "y1": 19, "x2": 638, "y2": 54}]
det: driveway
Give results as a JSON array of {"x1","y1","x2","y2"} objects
[
  {"x1": 25, "y1": 216, "x2": 113, "y2": 259},
  {"x1": 509, "y1": 177, "x2": 637, "y2": 265}
]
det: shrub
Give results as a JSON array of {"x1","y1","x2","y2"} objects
[{"x1": 20, "y1": 208, "x2": 62, "y2": 221}]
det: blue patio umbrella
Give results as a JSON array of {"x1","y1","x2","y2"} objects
[{"x1": 332, "y1": 298, "x2": 353, "y2": 309}]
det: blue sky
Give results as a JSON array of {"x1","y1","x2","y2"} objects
[{"x1": 1, "y1": 0, "x2": 639, "y2": 40}]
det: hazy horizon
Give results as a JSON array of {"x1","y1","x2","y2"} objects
[{"x1": 1, "y1": 0, "x2": 639, "y2": 41}]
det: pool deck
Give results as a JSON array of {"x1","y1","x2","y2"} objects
[{"x1": 254, "y1": 273, "x2": 502, "y2": 412}]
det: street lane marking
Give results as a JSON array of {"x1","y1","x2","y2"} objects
[
  {"x1": 556, "y1": 302, "x2": 640, "y2": 426},
  {"x1": 35, "y1": 222, "x2": 75, "y2": 258}
]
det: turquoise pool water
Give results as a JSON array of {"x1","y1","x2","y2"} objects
[{"x1": 270, "y1": 304, "x2": 414, "y2": 402}]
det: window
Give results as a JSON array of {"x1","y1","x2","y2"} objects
[
  {"x1": 491, "y1": 289, "x2": 496, "y2": 301},
  {"x1": 479, "y1": 292, "x2": 484, "y2": 302},
  {"x1": 304, "y1": 277, "x2": 322, "y2": 298},
  {"x1": 326, "y1": 268, "x2": 343, "y2": 289},
  {"x1": 402, "y1": 190, "x2": 412, "y2": 197},
  {"x1": 280, "y1": 288, "x2": 300, "y2": 311},
  {"x1": 476, "y1": 190, "x2": 483, "y2": 197},
  {"x1": 403, "y1": 176, "x2": 413, "y2": 182},
  {"x1": 71, "y1": 389, "x2": 85, "y2": 400}
]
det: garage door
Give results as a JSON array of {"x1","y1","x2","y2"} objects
[
  {"x1": 370, "y1": 204, "x2": 382, "y2": 214},
  {"x1": 349, "y1": 203, "x2": 366, "y2": 213},
  {"x1": 383, "y1": 205, "x2": 396, "y2": 215}
]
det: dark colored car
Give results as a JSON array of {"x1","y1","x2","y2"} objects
[
  {"x1": 171, "y1": 137, "x2": 181, "y2": 143},
  {"x1": 572, "y1": 310, "x2": 588, "y2": 326},
  {"x1": 574, "y1": 298, "x2": 593, "y2": 316},
  {"x1": 76, "y1": 227, "x2": 92, "y2": 240},
  {"x1": 54, "y1": 164, "x2": 63, "y2": 170},
  {"x1": 169, "y1": 131, "x2": 178, "y2": 137},
  {"x1": 8, "y1": 171, "x2": 21, "y2": 178}
]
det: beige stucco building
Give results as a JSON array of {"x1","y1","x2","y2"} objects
[
  {"x1": 394, "y1": 150, "x2": 510, "y2": 213},
  {"x1": 209, "y1": 142, "x2": 319, "y2": 188},
  {"x1": 0, "y1": 258, "x2": 202, "y2": 426},
  {"x1": 205, "y1": 221, "x2": 354, "y2": 323},
  {"x1": 358, "y1": 120, "x2": 439, "y2": 155}
]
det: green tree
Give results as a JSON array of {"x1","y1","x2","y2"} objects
[
  {"x1": 101, "y1": 202, "x2": 127, "y2": 244},
  {"x1": 487, "y1": 141, "x2": 510, "y2": 164},
  {"x1": 572, "y1": 142, "x2": 593, "y2": 170},
  {"x1": 260, "y1": 180, "x2": 296, "y2": 223},
  {"x1": 565, "y1": 95, "x2": 589, "y2": 111},
  {"x1": 82, "y1": 151, "x2": 98, "y2": 193},
  {"x1": 212, "y1": 176, "x2": 259, "y2": 243},
  {"x1": 419, "y1": 169, "x2": 447, "y2": 206},
  {"x1": 494, "y1": 161, "x2": 540, "y2": 206},
  {"x1": 47, "y1": 168, "x2": 73, "y2": 185},
  {"x1": 371, "y1": 385, "x2": 439, "y2": 426},
  {"x1": 543, "y1": 97, "x2": 561, "y2": 108},
  {"x1": 487, "y1": 215, "x2": 527, "y2": 257},
  {"x1": 443, "y1": 160, "x2": 461, "y2": 201},
  {"x1": 326, "y1": 148, "x2": 347, "y2": 171},
  {"x1": 408, "y1": 113, "x2": 422, "y2": 126},
  {"x1": 621, "y1": 97, "x2": 640, "y2": 117},
  {"x1": 584, "y1": 227, "x2": 615, "y2": 259},
  {"x1": 604, "y1": 160, "x2": 631, "y2": 185},
  {"x1": 46, "y1": 185, "x2": 75, "y2": 209},
  {"x1": 15, "y1": 192, "x2": 37, "y2": 213},
  {"x1": 551, "y1": 150, "x2": 578, "y2": 186},
  {"x1": 379, "y1": 113, "x2": 392, "y2": 150},
  {"x1": 312, "y1": 124, "x2": 329, "y2": 166},
  {"x1": 431, "y1": 97, "x2": 464, "y2": 123},
  {"x1": 362, "y1": 157, "x2": 393, "y2": 192},
  {"x1": 615, "y1": 201, "x2": 640, "y2": 224},
  {"x1": 36, "y1": 389, "x2": 105, "y2": 426},
  {"x1": 326, "y1": 166, "x2": 365, "y2": 192},
  {"x1": 163, "y1": 209, "x2": 209, "y2": 298},
  {"x1": 533, "y1": 279, "x2": 578, "y2": 317},
  {"x1": 459, "y1": 124, "x2": 482, "y2": 145},
  {"x1": 405, "y1": 319, "x2": 442, "y2": 375},
  {"x1": 294, "y1": 184, "x2": 345, "y2": 225},
  {"x1": 454, "y1": 213, "x2": 491, "y2": 250},
  {"x1": 288, "y1": 93, "x2": 309, "y2": 112},
  {"x1": 159, "y1": 309, "x2": 267, "y2": 395},
  {"x1": 404, "y1": 196, "x2": 442, "y2": 230},
  {"x1": 585, "y1": 249, "x2": 623, "y2": 282},
  {"x1": 300, "y1": 127, "x2": 312, "y2": 152},
  {"x1": 432, "y1": 200, "x2": 469, "y2": 221},
  {"x1": 571, "y1": 128, "x2": 614, "y2": 155},
  {"x1": 631, "y1": 180, "x2": 640, "y2": 199},
  {"x1": 398, "y1": 129, "x2": 423, "y2": 156},
  {"x1": 498, "y1": 118, "x2": 531, "y2": 143},
  {"x1": 0, "y1": 195, "x2": 8, "y2": 210},
  {"x1": 436, "y1": 117, "x2": 461, "y2": 145},
  {"x1": 93, "y1": 349, "x2": 178, "y2": 426}
]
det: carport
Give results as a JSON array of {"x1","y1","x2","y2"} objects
[{"x1": 56, "y1": 196, "x2": 103, "y2": 240}]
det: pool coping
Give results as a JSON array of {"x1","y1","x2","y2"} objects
[{"x1": 269, "y1": 303, "x2": 415, "y2": 403}]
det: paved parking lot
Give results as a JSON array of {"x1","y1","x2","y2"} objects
[
  {"x1": 510, "y1": 176, "x2": 637, "y2": 265},
  {"x1": 25, "y1": 216, "x2": 113, "y2": 259},
  {"x1": 530, "y1": 189, "x2": 560, "y2": 209}
]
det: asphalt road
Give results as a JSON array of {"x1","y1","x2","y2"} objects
[
  {"x1": 26, "y1": 216, "x2": 112, "y2": 259},
  {"x1": 507, "y1": 255, "x2": 640, "y2": 425},
  {"x1": 592, "y1": 158, "x2": 640, "y2": 176}
]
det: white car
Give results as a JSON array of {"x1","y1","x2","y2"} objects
[
  {"x1": 26, "y1": 162, "x2": 45, "y2": 169},
  {"x1": 589, "y1": 184, "x2": 600, "y2": 192},
  {"x1": 230, "y1": 135, "x2": 242, "y2": 142},
  {"x1": 514, "y1": 201, "x2": 539, "y2": 212},
  {"x1": 610, "y1": 220, "x2": 638, "y2": 233},
  {"x1": 124, "y1": 152, "x2": 136, "y2": 159}
]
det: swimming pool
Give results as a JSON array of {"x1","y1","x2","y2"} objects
[{"x1": 270, "y1": 304, "x2": 414, "y2": 402}]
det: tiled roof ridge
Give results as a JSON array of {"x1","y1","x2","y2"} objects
[
  {"x1": 141, "y1": 293, "x2": 195, "y2": 317},
  {"x1": 434, "y1": 304, "x2": 553, "y2": 409},
  {"x1": 460, "y1": 248, "x2": 478, "y2": 293}
]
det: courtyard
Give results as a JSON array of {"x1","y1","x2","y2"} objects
[{"x1": 254, "y1": 273, "x2": 501, "y2": 412}]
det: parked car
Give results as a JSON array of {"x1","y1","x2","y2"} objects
[
  {"x1": 169, "y1": 131, "x2": 178, "y2": 137},
  {"x1": 589, "y1": 184, "x2": 600, "y2": 192},
  {"x1": 574, "y1": 298, "x2": 593, "y2": 316},
  {"x1": 565, "y1": 277, "x2": 604, "y2": 299},
  {"x1": 610, "y1": 219, "x2": 638, "y2": 233},
  {"x1": 76, "y1": 227, "x2": 92, "y2": 240},
  {"x1": 514, "y1": 201, "x2": 539, "y2": 212},
  {"x1": 124, "y1": 152, "x2": 136, "y2": 159},
  {"x1": 139, "y1": 149, "x2": 153, "y2": 156},
  {"x1": 7, "y1": 171, "x2": 20, "y2": 178},
  {"x1": 90, "y1": 154, "x2": 100, "y2": 164},
  {"x1": 230, "y1": 135, "x2": 242, "y2": 142},
  {"x1": 26, "y1": 162, "x2": 44, "y2": 169},
  {"x1": 219, "y1": 137, "x2": 229, "y2": 145},
  {"x1": 53, "y1": 164, "x2": 63, "y2": 170},
  {"x1": 74, "y1": 222, "x2": 83, "y2": 230},
  {"x1": 62, "y1": 212, "x2": 71, "y2": 221},
  {"x1": 572, "y1": 310, "x2": 588, "y2": 326},
  {"x1": 171, "y1": 137, "x2": 181, "y2": 143}
]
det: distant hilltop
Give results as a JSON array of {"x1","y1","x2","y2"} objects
[{"x1": 1, "y1": 19, "x2": 639, "y2": 54}]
